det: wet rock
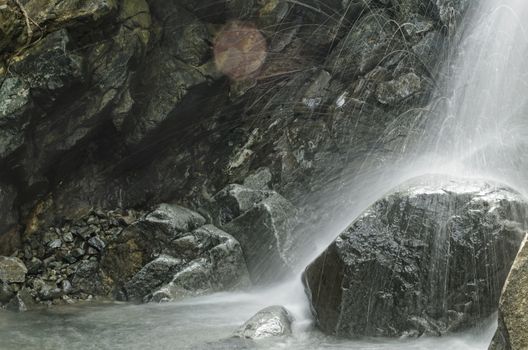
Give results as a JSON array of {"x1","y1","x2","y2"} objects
[
  {"x1": 123, "y1": 255, "x2": 183, "y2": 302},
  {"x1": 0, "y1": 282, "x2": 15, "y2": 304},
  {"x1": 146, "y1": 225, "x2": 250, "y2": 302},
  {"x1": 38, "y1": 283, "x2": 63, "y2": 301},
  {"x1": 87, "y1": 236, "x2": 106, "y2": 252},
  {"x1": 0, "y1": 76, "x2": 30, "y2": 159},
  {"x1": 489, "y1": 235, "x2": 528, "y2": 350},
  {"x1": 71, "y1": 260, "x2": 108, "y2": 295},
  {"x1": 304, "y1": 176, "x2": 528, "y2": 338},
  {"x1": 327, "y1": 10, "x2": 400, "y2": 80},
  {"x1": 376, "y1": 73, "x2": 422, "y2": 105},
  {"x1": 434, "y1": 0, "x2": 470, "y2": 28},
  {"x1": 211, "y1": 184, "x2": 272, "y2": 226},
  {"x1": 26, "y1": 257, "x2": 43, "y2": 275},
  {"x1": 103, "y1": 205, "x2": 249, "y2": 301},
  {"x1": 223, "y1": 192, "x2": 298, "y2": 284},
  {"x1": 24, "y1": 0, "x2": 118, "y2": 30},
  {"x1": 234, "y1": 305, "x2": 293, "y2": 339},
  {"x1": 11, "y1": 29, "x2": 83, "y2": 93},
  {"x1": 5, "y1": 288, "x2": 35, "y2": 312},
  {"x1": 243, "y1": 168, "x2": 273, "y2": 190},
  {"x1": 0, "y1": 256, "x2": 27, "y2": 283}
]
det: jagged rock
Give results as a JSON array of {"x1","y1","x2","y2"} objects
[
  {"x1": 327, "y1": 10, "x2": 400, "y2": 80},
  {"x1": 304, "y1": 176, "x2": 528, "y2": 338},
  {"x1": 376, "y1": 73, "x2": 422, "y2": 105},
  {"x1": 11, "y1": 29, "x2": 84, "y2": 93},
  {"x1": 0, "y1": 282, "x2": 15, "y2": 304},
  {"x1": 5, "y1": 288, "x2": 35, "y2": 312},
  {"x1": 223, "y1": 192, "x2": 298, "y2": 284},
  {"x1": 146, "y1": 225, "x2": 250, "y2": 302},
  {"x1": 103, "y1": 204, "x2": 206, "y2": 286},
  {"x1": 71, "y1": 260, "x2": 108, "y2": 295},
  {"x1": 103, "y1": 205, "x2": 249, "y2": 301},
  {"x1": 123, "y1": 255, "x2": 183, "y2": 302},
  {"x1": 211, "y1": 184, "x2": 272, "y2": 226},
  {"x1": 24, "y1": 0, "x2": 118, "y2": 30},
  {"x1": 233, "y1": 305, "x2": 293, "y2": 339},
  {"x1": 0, "y1": 76, "x2": 30, "y2": 159},
  {"x1": 38, "y1": 283, "x2": 63, "y2": 301},
  {"x1": 242, "y1": 168, "x2": 272, "y2": 190},
  {"x1": 0, "y1": 256, "x2": 27, "y2": 283},
  {"x1": 489, "y1": 235, "x2": 528, "y2": 350}
]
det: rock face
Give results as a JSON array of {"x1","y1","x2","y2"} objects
[
  {"x1": 489, "y1": 235, "x2": 528, "y2": 350},
  {"x1": 212, "y1": 184, "x2": 299, "y2": 284},
  {"x1": 303, "y1": 176, "x2": 528, "y2": 338},
  {"x1": 0, "y1": 0, "x2": 459, "y2": 260},
  {"x1": 103, "y1": 204, "x2": 250, "y2": 302},
  {"x1": 234, "y1": 306, "x2": 293, "y2": 339}
]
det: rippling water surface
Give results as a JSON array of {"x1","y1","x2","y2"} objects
[{"x1": 0, "y1": 285, "x2": 497, "y2": 350}]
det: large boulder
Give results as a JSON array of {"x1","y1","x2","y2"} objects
[
  {"x1": 303, "y1": 176, "x2": 528, "y2": 338},
  {"x1": 489, "y1": 235, "x2": 528, "y2": 350},
  {"x1": 233, "y1": 305, "x2": 293, "y2": 339},
  {"x1": 217, "y1": 185, "x2": 299, "y2": 284},
  {"x1": 0, "y1": 257, "x2": 27, "y2": 283},
  {"x1": 102, "y1": 204, "x2": 250, "y2": 302}
]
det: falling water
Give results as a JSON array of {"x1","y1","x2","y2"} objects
[
  {"x1": 297, "y1": 0, "x2": 528, "y2": 268},
  {"x1": 2, "y1": 1, "x2": 528, "y2": 349}
]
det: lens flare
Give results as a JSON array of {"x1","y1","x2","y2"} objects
[{"x1": 213, "y1": 21, "x2": 267, "y2": 81}]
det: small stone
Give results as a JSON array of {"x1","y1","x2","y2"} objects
[
  {"x1": 47, "y1": 240, "x2": 62, "y2": 251},
  {"x1": 234, "y1": 306, "x2": 293, "y2": 339},
  {"x1": 62, "y1": 232, "x2": 74, "y2": 243},
  {"x1": 61, "y1": 280, "x2": 73, "y2": 294},
  {"x1": 38, "y1": 283, "x2": 63, "y2": 301},
  {"x1": 87, "y1": 236, "x2": 106, "y2": 251},
  {"x1": 71, "y1": 248, "x2": 85, "y2": 259},
  {"x1": 26, "y1": 257, "x2": 44, "y2": 275}
]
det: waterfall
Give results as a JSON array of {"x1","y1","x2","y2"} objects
[{"x1": 296, "y1": 0, "x2": 528, "y2": 270}]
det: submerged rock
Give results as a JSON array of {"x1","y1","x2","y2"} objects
[
  {"x1": 303, "y1": 176, "x2": 528, "y2": 338},
  {"x1": 234, "y1": 305, "x2": 293, "y2": 339},
  {"x1": 489, "y1": 235, "x2": 528, "y2": 350}
]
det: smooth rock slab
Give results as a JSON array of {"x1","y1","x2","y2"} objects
[
  {"x1": 304, "y1": 176, "x2": 528, "y2": 338},
  {"x1": 489, "y1": 235, "x2": 528, "y2": 350},
  {"x1": 234, "y1": 306, "x2": 293, "y2": 339},
  {"x1": 0, "y1": 257, "x2": 28, "y2": 283}
]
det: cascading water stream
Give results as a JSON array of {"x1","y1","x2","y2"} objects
[{"x1": 295, "y1": 0, "x2": 528, "y2": 270}]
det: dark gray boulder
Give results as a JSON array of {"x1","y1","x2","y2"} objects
[
  {"x1": 303, "y1": 176, "x2": 528, "y2": 338},
  {"x1": 123, "y1": 255, "x2": 183, "y2": 302},
  {"x1": 103, "y1": 204, "x2": 250, "y2": 302},
  {"x1": 233, "y1": 305, "x2": 294, "y2": 339},
  {"x1": 489, "y1": 235, "x2": 528, "y2": 350},
  {"x1": 211, "y1": 184, "x2": 273, "y2": 226},
  {"x1": 222, "y1": 189, "x2": 298, "y2": 284},
  {"x1": 0, "y1": 257, "x2": 27, "y2": 283},
  {"x1": 146, "y1": 225, "x2": 251, "y2": 302},
  {"x1": 5, "y1": 288, "x2": 35, "y2": 312}
]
